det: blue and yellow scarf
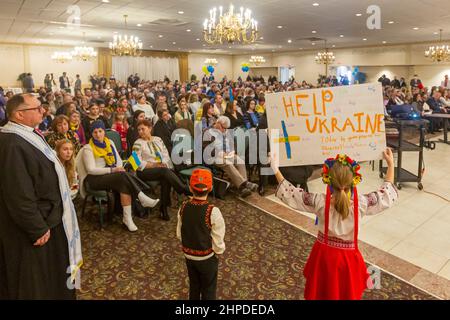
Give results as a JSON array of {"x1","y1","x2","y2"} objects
[{"x1": 89, "y1": 137, "x2": 117, "y2": 167}]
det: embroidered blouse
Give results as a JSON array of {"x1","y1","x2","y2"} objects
[
  {"x1": 276, "y1": 179, "x2": 399, "y2": 241},
  {"x1": 132, "y1": 137, "x2": 173, "y2": 170}
]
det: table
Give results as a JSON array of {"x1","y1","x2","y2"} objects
[{"x1": 422, "y1": 113, "x2": 450, "y2": 145}]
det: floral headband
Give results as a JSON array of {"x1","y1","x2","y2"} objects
[{"x1": 322, "y1": 154, "x2": 362, "y2": 187}]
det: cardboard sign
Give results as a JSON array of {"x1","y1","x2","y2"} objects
[{"x1": 266, "y1": 83, "x2": 386, "y2": 166}]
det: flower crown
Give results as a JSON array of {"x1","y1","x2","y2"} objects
[{"x1": 322, "y1": 154, "x2": 362, "y2": 187}]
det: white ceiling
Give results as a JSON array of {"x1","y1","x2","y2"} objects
[{"x1": 1, "y1": 0, "x2": 450, "y2": 54}]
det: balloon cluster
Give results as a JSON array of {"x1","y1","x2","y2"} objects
[
  {"x1": 241, "y1": 62, "x2": 250, "y2": 72},
  {"x1": 202, "y1": 65, "x2": 215, "y2": 74}
]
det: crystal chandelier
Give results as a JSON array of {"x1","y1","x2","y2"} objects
[
  {"x1": 51, "y1": 51, "x2": 73, "y2": 63},
  {"x1": 315, "y1": 40, "x2": 335, "y2": 65},
  {"x1": 203, "y1": 4, "x2": 258, "y2": 45},
  {"x1": 109, "y1": 15, "x2": 143, "y2": 56},
  {"x1": 204, "y1": 58, "x2": 218, "y2": 65},
  {"x1": 425, "y1": 29, "x2": 450, "y2": 62},
  {"x1": 71, "y1": 32, "x2": 98, "y2": 61},
  {"x1": 249, "y1": 55, "x2": 266, "y2": 65}
]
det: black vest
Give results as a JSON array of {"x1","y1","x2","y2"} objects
[{"x1": 180, "y1": 199, "x2": 214, "y2": 257}]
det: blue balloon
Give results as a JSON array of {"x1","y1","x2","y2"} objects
[
  {"x1": 242, "y1": 66, "x2": 249, "y2": 72},
  {"x1": 207, "y1": 65, "x2": 214, "y2": 73}
]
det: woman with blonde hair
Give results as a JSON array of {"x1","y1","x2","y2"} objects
[
  {"x1": 55, "y1": 139, "x2": 78, "y2": 199},
  {"x1": 174, "y1": 97, "x2": 192, "y2": 123}
]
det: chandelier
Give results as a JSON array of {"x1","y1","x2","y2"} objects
[
  {"x1": 109, "y1": 15, "x2": 143, "y2": 56},
  {"x1": 425, "y1": 29, "x2": 450, "y2": 62},
  {"x1": 204, "y1": 58, "x2": 218, "y2": 65},
  {"x1": 71, "y1": 32, "x2": 97, "y2": 61},
  {"x1": 51, "y1": 51, "x2": 73, "y2": 63},
  {"x1": 315, "y1": 40, "x2": 335, "y2": 65},
  {"x1": 250, "y1": 55, "x2": 266, "y2": 65},
  {"x1": 203, "y1": 4, "x2": 258, "y2": 45}
]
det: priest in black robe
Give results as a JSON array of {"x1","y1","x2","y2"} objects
[{"x1": 0, "y1": 94, "x2": 81, "y2": 299}]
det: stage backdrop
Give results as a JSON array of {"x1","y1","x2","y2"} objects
[{"x1": 266, "y1": 83, "x2": 386, "y2": 167}]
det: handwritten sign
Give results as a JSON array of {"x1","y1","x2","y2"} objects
[{"x1": 266, "y1": 83, "x2": 386, "y2": 166}]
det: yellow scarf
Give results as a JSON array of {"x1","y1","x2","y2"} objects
[
  {"x1": 89, "y1": 137, "x2": 117, "y2": 167},
  {"x1": 70, "y1": 121, "x2": 79, "y2": 132}
]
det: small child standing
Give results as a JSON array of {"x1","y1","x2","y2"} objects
[
  {"x1": 271, "y1": 148, "x2": 398, "y2": 300},
  {"x1": 176, "y1": 169, "x2": 225, "y2": 300},
  {"x1": 111, "y1": 107, "x2": 129, "y2": 151}
]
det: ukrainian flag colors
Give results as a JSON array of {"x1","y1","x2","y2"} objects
[{"x1": 127, "y1": 151, "x2": 142, "y2": 171}]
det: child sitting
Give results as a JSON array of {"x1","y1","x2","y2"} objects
[
  {"x1": 176, "y1": 169, "x2": 225, "y2": 300},
  {"x1": 271, "y1": 148, "x2": 397, "y2": 300}
]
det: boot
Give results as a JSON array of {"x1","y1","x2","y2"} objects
[
  {"x1": 159, "y1": 206, "x2": 170, "y2": 221},
  {"x1": 258, "y1": 184, "x2": 265, "y2": 196},
  {"x1": 123, "y1": 206, "x2": 138, "y2": 232},
  {"x1": 238, "y1": 183, "x2": 252, "y2": 198},
  {"x1": 138, "y1": 191, "x2": 160, "y2": 208},
  {"x1": 245, "y1": 181, "x2": 258, "y2": 192}
]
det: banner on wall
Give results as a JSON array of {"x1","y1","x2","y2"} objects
[{"x1": 266, "y1": 83, "x2": 386, "y2": 167}]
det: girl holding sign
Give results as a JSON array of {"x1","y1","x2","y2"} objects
[{"x1": 270, "y1": 148, "x2": 397, "y2": 300}]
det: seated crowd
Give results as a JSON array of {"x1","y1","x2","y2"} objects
[
  {"x1": 0, "y1": 71, "x2": 448, "y2": 233},
  {"x1": 379, "y1": 74, "x2": 450, "y2": 132}
]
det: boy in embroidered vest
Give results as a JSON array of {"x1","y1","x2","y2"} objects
[{"x1": 176, "y1": 169, "x2": 225, "y2": 300}]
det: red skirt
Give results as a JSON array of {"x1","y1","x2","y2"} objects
[{"x1": 303, "y1": 237, "x2": 369, "y2": 300}]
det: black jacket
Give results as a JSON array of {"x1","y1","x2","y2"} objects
[{"x1": 152, "y1": 118, "x2": 176, "y2": 154}]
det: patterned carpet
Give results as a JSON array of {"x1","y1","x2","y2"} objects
[{"x1": 75, "y1": 195, "x2": 434, "y2": 300}]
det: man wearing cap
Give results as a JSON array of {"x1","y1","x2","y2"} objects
[{"x1": 176, "y1": 169, "x2": 225, "y2": 300}]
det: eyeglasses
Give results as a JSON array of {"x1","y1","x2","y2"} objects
[{"x1": 17, "y1": 105, "x2": 43, "y2": 112}]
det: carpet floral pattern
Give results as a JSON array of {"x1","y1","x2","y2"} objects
[{"x1": 75, "y1": 196, "x2": 434, "y2": 300}]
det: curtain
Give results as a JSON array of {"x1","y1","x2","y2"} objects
[
  {"x1": 98, "y1": 48, "x2": 112, "y2": 79},
  {"x1": 112, "y1": 56, "x2": 180, "y2": 82}
]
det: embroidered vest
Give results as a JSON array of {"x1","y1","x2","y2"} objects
[{"x1": 180, "y1": 199, "x2": 214, "y2": 257}]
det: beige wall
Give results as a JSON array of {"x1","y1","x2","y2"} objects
[
  {"x1": 0, "y1": 44, "x2": 25, "y2": 87},
  {"x1": 0, "y1": 43, "x2": 97, "y2": 88},
  {"x1": 230, "y1": 43, "x2": 450, "y2": 87},
  {"x1": 249, "y1": 67, "x2": 278, "y2": 82},
  {"x1": 2, "y1": 42, "x2": 450, "y2": 89}
]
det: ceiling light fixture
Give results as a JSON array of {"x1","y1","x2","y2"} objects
[
  {"x1": 71, "y1": 32, "x2": 97, "y2": 61},
  {"x1": 203, "y1": 4, "x2": 258, "y2": 44},
  {"x1": 250, "y1": 55, "x2": 266, "y2": 65},
  {"x1": 315, "y1": 39, "x2": 335, "y2": 76},
  {"x1": 109, "y1": 15, "x2": 143, "y2": 56},
  {"x1": 425, "y1": 29, "x2": 450, "y2": 62},
  {"x1": 51, "y1": 51, "x2": 73, "y2": 63}
]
